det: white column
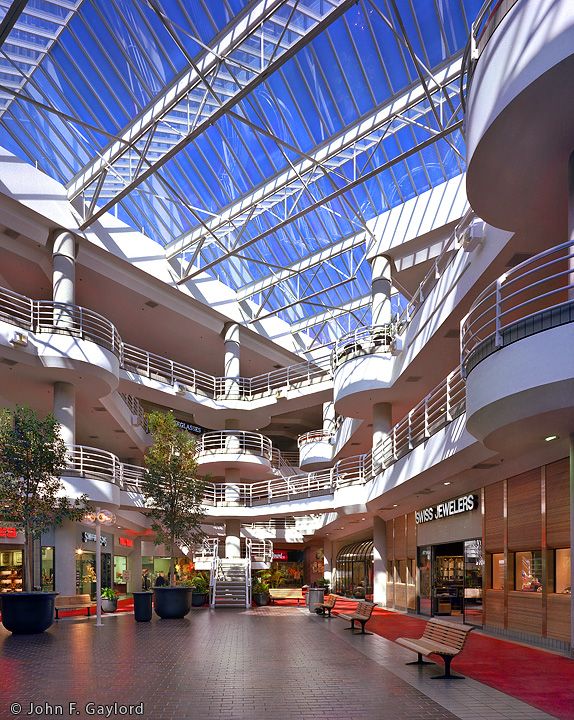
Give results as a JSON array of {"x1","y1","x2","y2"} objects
[
  {"x1": 323, "y1": 401, "x2": 336, "y2": 434},
  {"x1": 370, "y1": 254, "x2": 393, "y2": 328},
  {"x1": 225, "y1": 518, "x2": 242, "y2": 558},
  {"x1": 54, "y1": 520, "x2": 77, "y2": 595},
  {"x1": 53, "y1": 381, "x2": 75, "y2": 448},
  {"x1": 372, "y1": 401, "x2": 392, "y2": 472},
  {"x1": 224, "y1": 467, "x2": 241, "y2": 504},
  {"x1": 95, "y1": 507, "x2": 103, "y2": 626},
  {"x1": 373, "y1": 515, "x2": 387, "y2": 606},
  {"x1": 323, "y1": 541, "x2": 333, "y2": 587},
  {"x1": 223, "y1": 322, "x2": 241, "y2": 398},
  {"x1": 128, "y1": 537, "x2": 142, "y2": 593},
  {"x1": 52, "y1": 230, "x2": 75, "y2": 304},
  {"x1": 569, "y1": 153, "x2": 574, "y2": 301}
]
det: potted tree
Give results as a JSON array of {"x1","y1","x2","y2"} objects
[
  {"x1": 140, "y1": 411, "x2": 205, "y2": 620},
  {"x1": 101, "y1": 587, "x2": 119, "y2": 613},
  {"x1": 0, "y1": 406, "x2": 90, "y2": 634}
]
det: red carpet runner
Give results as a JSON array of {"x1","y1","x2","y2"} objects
[{"x1": 277, "y1": 597, "x2": 574, "y2": 720}]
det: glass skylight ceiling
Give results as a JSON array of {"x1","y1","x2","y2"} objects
[{"x1": 0, "y1": 0, "x2": 482, "y2": 347}]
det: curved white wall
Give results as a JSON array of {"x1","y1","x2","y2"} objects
[
  {"x1": 465, "y1": 0, "x2": 574, "y2": 231},
  {"x1": 299, "y1": 439, "x2": 334, "y2": 469},
  {"x1": 333, "y1": 354, "x2": 394, "y2": 418},
  {"x1": 465, "y1": 324, "x2": 574, "y2": 451}
]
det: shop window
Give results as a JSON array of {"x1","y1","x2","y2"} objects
[
  {"x1": 515, "y1": 551, "x2": 542, "y2": 592},
  {"x1": 0, "y1": 550, "x2": 23, "y2": 592},
  {"x1": 491, "y1": 553, "x2": 504, "y2": 590},
  {"x1": 41, "y1": 547, "x2": 54, "y2": 591},
  {"x1": 555, "y1": 549, "x2": 571, "y2": 594}
]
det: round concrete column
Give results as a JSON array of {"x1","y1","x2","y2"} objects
[
  {"x1": 128, "y1": 537, "x2": 142, "y2": 593},
  {"x1": 54, "y1": 520, "x2": 78, "y2": 595},
  {"x1": 223, "y1": 322, "x2": 240, "y2": 398},
  {"x1": 372, "y1": 401, "x2": 392, "y2": 472},
  {"x1": 52, "y1": 230, "x2": 76, "y2": 304},
  {"x1": 370, "y1": 255, "x2": 393, "y2": 327},
  {"x1": 224, "y1": 466, "x2": 241, "y2": 504},
  {"x1": 53, "y1": 381, "x2": 75, "y2": 447},
  {"x1": 225, "y1": 518, "x2": 242, "y2": 558},
  {"x1": 323, "y1": 401, "x2": 336, "y2": 434},
  {"x1": 373, "y1": 516, "x2": 387, "y2": 606}
]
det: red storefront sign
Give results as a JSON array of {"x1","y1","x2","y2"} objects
[
  {"x1": 0, "y1": 527, "x2": 17, "y2": 539},
  {"x1": 119, "y1": 537, "x2": 133, "y2": 547},
  {"x1": 273, "y1": 550, "x2": 288, "y2": 561}
]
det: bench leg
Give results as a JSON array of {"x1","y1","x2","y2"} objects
[
  {"x1": 357, "y1": 620, "x2": 372, "y2": 636},
  {"x1": 430, "y1": 655, "x2": 464, "y2": 680},
  {"x1": 55, "y1": 610, "x2": 59, "y2": 620},
  {"x1": 344, "y1": 619, "x2": 356, "y2": 631},
  {"x1": 87, "y1": 608, "x2": 91, "y2": 617},
  {"x1": 326, "y1": 608, "x2": 332, "y2": 618},
  {"x1": 406, "y1": 653, "x2": 433, "y2": 666}
]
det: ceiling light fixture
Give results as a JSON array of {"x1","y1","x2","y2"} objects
[
  {"x1": 443, "y1": 481, "x2": 451, "y2": 486},
  {"x1": 545, "y1": 435, "x2": 558, "y2": 442}
]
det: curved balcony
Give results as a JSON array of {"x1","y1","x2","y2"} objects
[
  {"x1": 297, "y1": 429, "x2": 334, "y2": 470},
  {"x1": 464, "y1": 0, "x2": 574, "y2": 232},
  {"x1": 332, "y1": 324, "x2": 399, "y2": 418},
  {"x1": 196, "y1": 430, "x2": 273, "y2": 479},
  {"x1": 462, "y1": 240, "x2": 574, "y2": 450}
]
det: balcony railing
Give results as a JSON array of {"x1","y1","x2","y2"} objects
[
  {"x1": 65, "y1": 446, "x2": 123, "y2": 484},
  {"x1": 197, "y1": 430, "x2": 273, "y2": 461},
  {"x1": 331, "y1": 323, "x2": 401, "y2": 372},
  {"x1": 298, "y1": 429, "x2": 334, "y2": 448},
  {"x1": 461, "y1": 239, "x2": 574, "y2": 375}
]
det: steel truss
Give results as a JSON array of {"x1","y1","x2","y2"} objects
[
  {"x1": 171, "y1": 56, "x2": 463, "y2": 285},
  {"x1": 67, "y1": 0, "x2": 357, "y2": 227}
]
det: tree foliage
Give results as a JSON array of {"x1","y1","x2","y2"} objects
[
  {"x1": 0, "y1": 406, "x2": 91, "y2": 591},
  {"x1": 142, "y1": 411, "x2": 205, "y2": 586}
]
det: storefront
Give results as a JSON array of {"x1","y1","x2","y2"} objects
[
  {"x1": 75, "y1": 529, "x2": 113, "y2": 598},
  {"x1": 384, "y1": 457, "x2": 572, "y2": 648},
  {"x1": 269, "y1": 548, "x2": 304, "y2": 587},
  {"x1": 334, "y1": 540, "x2": 373, "y2": 598}
]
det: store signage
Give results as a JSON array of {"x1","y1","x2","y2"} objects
[
  {"x1": 119, "y1": 537, "x2": 133, "y2": 547},
  {"x1": 0, "y1": 527, "x2": 17, "y2": 538},
  {"x1": 82, "y1": 532, "x2": 107, "y2": 546},
  {"x1": 175, "y1": 419, "x2": 203, "y2": 435},
  {"x1": 273, "y1": 550, "x2": 288, "y2": 561},
  {"x1": 415, "y1": 494, "x2": 478, "y2": 524}
]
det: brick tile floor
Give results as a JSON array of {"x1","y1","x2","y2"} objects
[{"x1": 0, "y1": 607, "x2": 557, "y2": 720}]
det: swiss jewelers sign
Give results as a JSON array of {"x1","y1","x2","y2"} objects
[{"x1": 415, "y1": 494, "x2": 478, "y2": 524}]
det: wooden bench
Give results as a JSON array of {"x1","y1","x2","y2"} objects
[
  {"x1": 269, "y1": 588, "x2": 304, "y2": 605},
  {"x1": 338, "y1": 600, "x2": 377, "y2": 634},
  {"x1": 396, "y1": 618, "x2": 474, "y2": 679},
  {"x1": 54, "y1": 594, "x2": 95, "y2": 619},
  {"x1": 315, "y1": 594, "x2": 337, "y2": 618}
]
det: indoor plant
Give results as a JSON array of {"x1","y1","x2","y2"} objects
[
  {"x1": 190, "y1": 573, "x2": 209, "y2": 607},
  {"x1": 0, "y1": 406, "x2": 90, "y2": 633},
  {"x1": 252, "y1": 571, "x2": 271, "y2": 606},
  {"x1": 140, "y1": 411, "x2": 206, "y2": 619},
  {"x1": 101, "y1": 587, "x2": 119, "y2": 613}
]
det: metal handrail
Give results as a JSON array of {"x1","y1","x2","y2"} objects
[
  {"x1": 298, "y1": 429, "x2": 334, "y2": 448},
  {"x1": 461, "y1": 0, "x2": 520, "y2": 111},
  {"x1": 60, "y1": 366, "x2": 467, "y2": 508},
  {"x1": 198, "y1": 430, "x2": 273, "y2": 461},
  {"x1": 461, "y1": 239, "x2": 574, "y2": 373},
  {"x1": 119, "y1": 393, "x2": 149, "y2": 433},
  {"x1": 0, "y1": 286, "x2": 32, "y2": 329},
  {"x1": 331, "y1": 323, "x2": 402, "y2": 372},
  {"x1": 34, "y1": 301, "x2": 122, "y2": 358}
]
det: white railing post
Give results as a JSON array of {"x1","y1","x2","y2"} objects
[
  {"x1": 407, "y1": 410, "x2": 413, "y2": 450},
  {"x1": 495, "y1": 276, "x2": 503, "y2": 347},
  {"x1": 424, "y1": 395, "x2": 430, "y2": 438},
  {"x1": 446, "y1": 372, "x2": 452, "y2": 421}
]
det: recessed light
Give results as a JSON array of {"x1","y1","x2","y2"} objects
[
  {"x1": 392, "y1": 504, "x2": 398, "y2": 508},
  {"x1": 545, "y1": 435, "x2": 558, "y2": 442},
  {"x1": 443, "y1": 481, "x2": 451, "y2": 486},
  {"x1": 361, "y1": 517, "x2": 366, "y2": 521}
]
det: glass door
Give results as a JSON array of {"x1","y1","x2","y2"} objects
[
  {"x1": 417, "y1": 546, "x2": 432, "y2": 616},
  {"x1": 463, "y1": 539, "x2": 483, "y2": 626}
]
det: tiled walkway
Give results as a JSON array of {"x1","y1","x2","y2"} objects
[{"x1": 0, "y1": 607, "x2": 558, "y2": 720}]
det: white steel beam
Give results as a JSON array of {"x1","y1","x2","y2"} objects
[
  {"x1": 166, "y1": 55, "x2": 463, "y2": 261},
  {"x1": 67, "y1": 0, "x2": 357, "y2": 228},
  {"x1": 290, "y1": 295, "x2": 372, "y2": 333}
]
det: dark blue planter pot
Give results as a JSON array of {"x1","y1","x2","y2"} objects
[
  {"x1": 132, "y1": 592, "x2": 153, "y2": 622},
  {"x1": 153, "y1": 587, "x2": 192, "y2": 619},
  {"x1": 191, "y1": 592, "x2": 208, "y2": 607},
  {"x1": 0, "y1": 592, "x2": 58, "y2": 634}
]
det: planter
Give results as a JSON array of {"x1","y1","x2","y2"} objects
[
  {"x1": 253, "y1": 592, "x2": 270, "y2": 606},
  {"x1": 191, "y1": 592, "x2": 208, "y2": 607},
  {"x1": 153, "y1": 586, "x2": 192, "y2": 619},
  {"x1": 0, "y1": 592, "x2": 58, "y2": 634},
  {"x1": 132, "y1": 592, "x2": 153, "y2": 622},
  {"x1": 101, "y1": 598, "x2": 118, "y2": 613}
]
